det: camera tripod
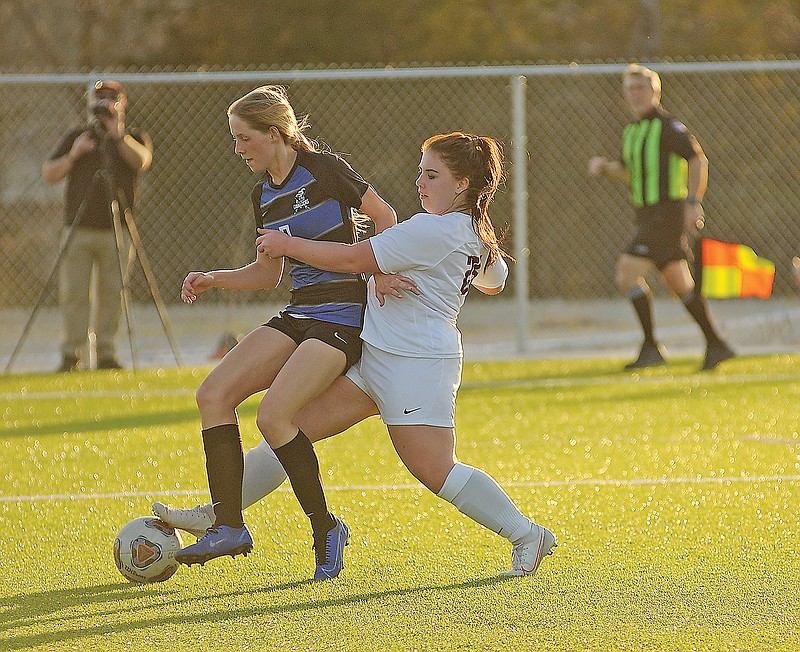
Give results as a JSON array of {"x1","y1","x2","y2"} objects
[{"x1": 4, "y1": 123, "x2": 183, "y2": 373}]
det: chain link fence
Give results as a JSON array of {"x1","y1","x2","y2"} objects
[{"x1": 1, "y1": 61, "x2": 799, "y2": 368}]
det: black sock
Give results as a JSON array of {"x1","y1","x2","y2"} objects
[
  {"x1": 628, "y1": 286, "x2": 657, "y2": 346},
  {"x1": 272, "y1": 430, "x2": 336, "y2": 541},
  {"x1": 681, "y1": 289, "x2": 723, "y2": 347},
  {"x1": 202, "y1": 424, "x2": 244, "y2": 528}
]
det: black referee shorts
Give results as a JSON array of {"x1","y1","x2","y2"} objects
[
  {"x1": 263, "y1": 312, "x2": 363, "y2": 369},
  {"x1": 625, "y1": 210, "x2": 692, "y2": 270}
]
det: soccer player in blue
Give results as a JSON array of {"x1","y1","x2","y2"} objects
[
  {"x1": 162, "y1": 132, "x2": 556, "y2": 581},
  {"x1": 173, "y1": 86, "x2": 396, "y2": 567}
]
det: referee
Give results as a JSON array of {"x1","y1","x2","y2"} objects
[{"x1": 589, "y1": 64, "x2": 734, "y2": 371}]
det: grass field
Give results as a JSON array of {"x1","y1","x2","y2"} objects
[{"x1": 1, "y1": 353, "x2": 799, "y2": 651}]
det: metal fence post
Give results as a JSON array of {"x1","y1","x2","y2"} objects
[{"x1": 511, "y1": 74, "x2": 529, "y2": 354}]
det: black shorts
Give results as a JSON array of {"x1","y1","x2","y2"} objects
[
  {"x1": 625, "y1": 210, "x2": 692, "y2": 270},
  {"x1": 263, "y1": 312, "x2": 363, "y2": 369}
]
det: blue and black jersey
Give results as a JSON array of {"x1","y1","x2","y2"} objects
[
  {"x1": 620, "y1": 107, "x2": 697, "y2": 220},
  {"x1": 252, "y1": 149, "x2": 369, "y2": 328}
]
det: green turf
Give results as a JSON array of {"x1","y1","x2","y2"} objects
[{"x1": 1, "y1": 354, "x2": 799, "y2": 651}]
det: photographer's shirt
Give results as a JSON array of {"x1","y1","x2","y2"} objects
[{"x1": 49, "y1": 126, "x2": 149, "y2": 229}]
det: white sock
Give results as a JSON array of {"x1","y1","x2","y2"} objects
[
  {"x1": 242, "y1": 439, "x2": 288, "y2": 509},
  {"x1": 437, "y1": 463, "x2": 533, "y2": 544},
  {"x1": 204, "y1": 439, "x2": 288, "y2": 517}
]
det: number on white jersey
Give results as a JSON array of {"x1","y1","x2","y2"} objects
[{"x1": 460, "y1": 255, "x2": 481, "y2": 294}]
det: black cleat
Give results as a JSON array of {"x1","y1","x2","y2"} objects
[
  {"x1": 624, "y1": 343, "x2": 666, "y2": 370},
  {"x1": 701, "y1": 342, "x2": 735, "y2": 371}
]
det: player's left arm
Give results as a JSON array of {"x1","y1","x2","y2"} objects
[
  {"x1": 472, "y1": 255, "x2": 508, "y2": 295},
  {"x1": 685, "y1": 136, "x2": 708, "y2": 233}
]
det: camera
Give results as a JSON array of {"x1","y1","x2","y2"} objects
[
  {"x1": 87, "y1": 117, "x2": 108, "y2": 142},
  {"x1": 91, "y1": 99, "x2": 114, "y2": 119}
]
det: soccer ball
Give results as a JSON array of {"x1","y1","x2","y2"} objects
[{"x1": 113, "y1": 516, "x2": 183, "y2": 584}]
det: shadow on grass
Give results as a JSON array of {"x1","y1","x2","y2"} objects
[
  {"x1": 0, "y1": 574, "x2": 513, "y2": 649},
  {"x1": 460, "y1": 357, "x2": 788, "y2": 407},
  {"x1": 461, "y1": 352, "x2": 782, "y2": 392},
  {"x1": 474, "y1": 374, "x2": 791, "y2": 408},
  {"x1": 0, "y1": 582, "x2": 145, "y2": 628},
  {"x1": 4, "y1": 403, "x2": 258, "y2": 439}
]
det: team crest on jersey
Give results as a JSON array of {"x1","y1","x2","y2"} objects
[{"x1": 293, "y1": 188, "x2": 310, "y2": 213}]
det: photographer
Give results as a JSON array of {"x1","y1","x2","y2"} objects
[{"x1": 42, "y1": 80, "x2": 153, "y2": 372}]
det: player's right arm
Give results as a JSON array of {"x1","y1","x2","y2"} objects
[
  {"x1": 588, "y1": 156, "x2": 629, "y2": 184},
  {"x1": 180, "y1": 255, "x2": 282, "y2": 304}
]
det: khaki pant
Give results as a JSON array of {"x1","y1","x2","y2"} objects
[{"x1": 58, "y1": 227, "x2": 127, "y2": 361}]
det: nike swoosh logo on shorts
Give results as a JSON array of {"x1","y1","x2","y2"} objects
[
  {"x1": 403, "y1": 407, "x2": 422, "y2": 414},
  {"x1": 333, "y1": 332, "x2": 347, "y2": 344}
]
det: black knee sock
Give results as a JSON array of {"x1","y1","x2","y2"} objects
[
  {"x1": 202, "y1": 424, "x2": 244, "y2": 528},
  {"x1": 272, "y1": 430, "x2": 335, "y2": 540},
  {"x1": 681, "y1": 289, "x2": 723, "y2": 346},
  {"x1": 627, "y1": 286, "x2": 657, "y2": 346}
]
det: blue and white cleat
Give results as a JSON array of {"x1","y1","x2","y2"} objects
[
  {"x1": 503, "y1": 524, "x2": 557, "y2": 577},
  {"x1": 313, "y1": 517, "x2": 350, "y2": 580},
  {"x1": 175, "y1": 524, "x2": 253, "y2": 566}
]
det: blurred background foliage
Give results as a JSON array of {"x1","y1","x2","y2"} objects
[{"x1": 1, "y1": 0, "x2": 798, "y2": 71}]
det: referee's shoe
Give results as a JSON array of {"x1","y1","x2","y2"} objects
[
  {"x1": 701, "y1": 341, "x2": 735, "y2": 371},
  {"x1": 624, "y1": 342, "x2": 666, "y2": 370}
]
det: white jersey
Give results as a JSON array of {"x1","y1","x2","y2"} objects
[{"x1": 362, "y1": 211, "x2": 507, "y2": 358}]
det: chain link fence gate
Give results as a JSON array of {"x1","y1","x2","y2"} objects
[{"x1": 1, "y1": 61, "x2": 798, "y2": 370}]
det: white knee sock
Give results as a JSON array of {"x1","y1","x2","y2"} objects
[
  {"x1": 205, "y1": 439, "x2": 288, "y2": 518},
  {"x1": 437, "y1": 463, "x2": 533, "y2": 544},
  {"x1": 242, "y1": 439, "x2": 288, "y2": 509}
]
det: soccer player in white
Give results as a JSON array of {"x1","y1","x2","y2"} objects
[{"x1": 155, "y1": 132, "x2": 556, "y2": 579}]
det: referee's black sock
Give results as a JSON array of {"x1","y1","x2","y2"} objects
[
  {"x1": 272, "y1": 429, "x2": 336, "y2": 541},
  {"x1": 681, "y1": 289, "x2": 723, "y2": 347},
  {"x1": 202, "y1": 423, "x2": 245, "y2": 528},
  {"x1": 627, "y1": 285, "x2": 657, "y2": 346}
]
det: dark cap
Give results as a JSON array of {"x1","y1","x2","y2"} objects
[{"x1": 93, "y1": 80, "x2": 125, "y2": 97}]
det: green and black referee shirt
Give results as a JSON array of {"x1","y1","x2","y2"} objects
[{"x1": 620, "y1": 107, "x2": 698, "y2": 216}]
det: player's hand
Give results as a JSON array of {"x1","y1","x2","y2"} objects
[
  {"x1": 372, "y1": 272, "x2": 419, "y2": 306},
  {"x1": 588, "y1": 156, "x2": 607, "y2": 176},
  {"x1": 181, "y1": 271, "x2": 215, "y2": 304},
  {"x1": 256, "y1": 228, "x2": 289, "y2": 258}
]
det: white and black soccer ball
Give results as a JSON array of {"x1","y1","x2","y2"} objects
[{"x1": 113, "y1": 516, "x2": 183, "y2": 584}]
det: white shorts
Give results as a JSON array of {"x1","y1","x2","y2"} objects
[{"x1": 345, "y1": 342, "x2": 462, "y2": 427}]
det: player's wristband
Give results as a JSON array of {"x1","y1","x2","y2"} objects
[{"x1": 686, "y1": 195, "x2": 701, "y2": 205}]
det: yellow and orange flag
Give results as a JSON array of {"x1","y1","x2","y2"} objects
[{"x1": 700, "y1": 239, "x2": 775, "y2": 299}]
